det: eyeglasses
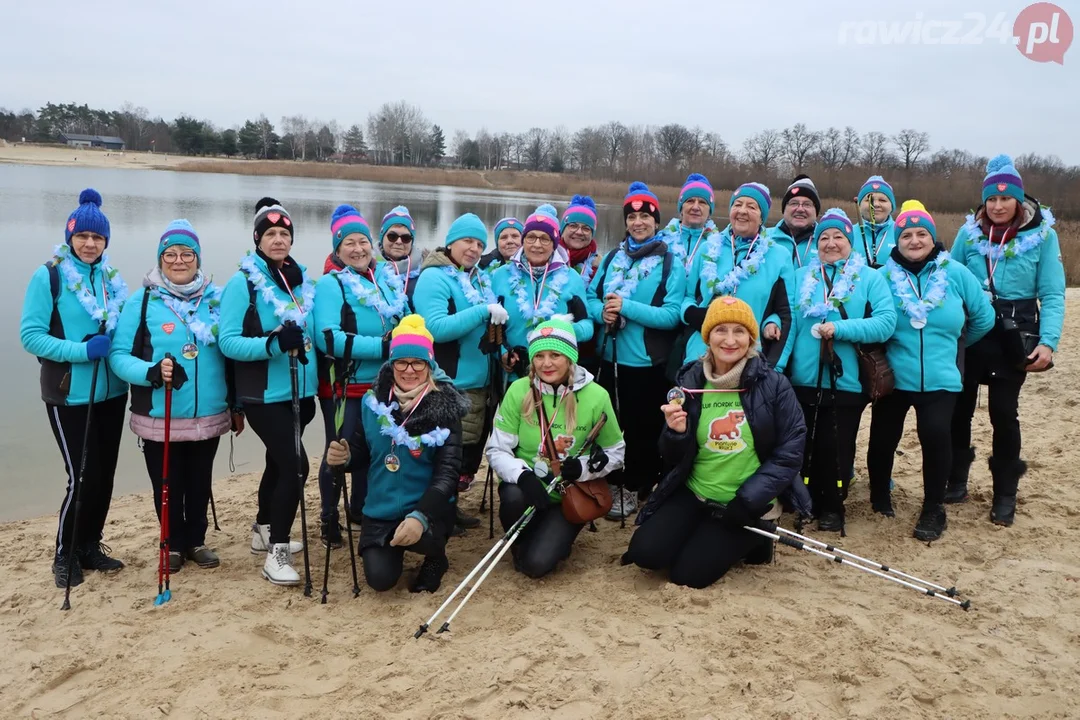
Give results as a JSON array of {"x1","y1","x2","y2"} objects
[
  {"x1": 162, "y1": 251, "x2": 197, "y2": 263},
  {"x1": 386, "y1": 232, "x2": 414, "y2": 244},
  {"x1": 787, "y1": 201, "x2": 815, "y2": 210},
  {"x1": 564, "y1": 223, "x2": 593, "y2": 235},
  {"x1": 392, "y1": 359, "x2": 428, "y2": 372},
  {"x1": 524, "y1": 236, "x2": 554, "y2": 247}
]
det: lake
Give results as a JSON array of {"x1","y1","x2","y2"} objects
[{"x1": 1, "y1": 164, "x2": 628, "y2": 521}]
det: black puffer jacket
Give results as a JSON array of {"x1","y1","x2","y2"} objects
[{"x1": 637, "y1": 355, "x2": 810, "y2": 525}]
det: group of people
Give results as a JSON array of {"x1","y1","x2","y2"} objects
[{"x1": 21, "y1": 151, "x2": 1063, "y2": 595}]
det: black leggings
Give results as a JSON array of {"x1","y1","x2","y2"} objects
[
  {"x1": 499, "y1": 482, "x2": 584, "y2": 578},
  {"x1": 245, "y1": 398, "x2": 317, "y2": 544},
  {"x1": 868, "y1": 390, "x2": 957, "y2": 506},
  {"x1": 800, "y1": 401, "x2": 865, "y2": 517},
  {"x1": 317, "y1": 396, "x2": 365, "y2": 524},
  {"x1": 624, "y1": 485, "x2": 767, "y2": 589},
  {"x1": 594, "y1": 361, "x2": 667, "y2": 494},
  {"x1": 359, "y1": 513, "x2": 451, "y2": 591},
  {"x1": 142, "y1": 436, "x2": 221, "y2": 551},
  {"x1": 951, "y1": 349, "x2": 1026, "y2": 469},
  {"x1": 47, "y1": 394, "x2": 127, "y2": 557}
]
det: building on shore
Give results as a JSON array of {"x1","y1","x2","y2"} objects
[{"x1": 58, "y1": 134, "x2": 126, "y2": 151}]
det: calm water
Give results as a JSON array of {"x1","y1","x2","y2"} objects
[{"x1": 1, "y1": 164, "x2": 628, "y2": 521}]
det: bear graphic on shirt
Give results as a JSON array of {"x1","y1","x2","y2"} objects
[{"x1": 706, "y1": 410, "x2": 747, "y2": 453}]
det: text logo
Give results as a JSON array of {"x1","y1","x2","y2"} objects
[{"x1": 1014, "y1": 2, "x2": 1073, "y2": 64}]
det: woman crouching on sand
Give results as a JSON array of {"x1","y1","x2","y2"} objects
[
  {"x1": 326, "y1": 316, "x2": 468, "y2": 593},
  {"x1": 622, "y1": 297, "x2": 809, "y2": 588}
]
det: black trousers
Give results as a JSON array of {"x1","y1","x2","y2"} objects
[
  {"x1": 595, "y1": 361, "x2": 667, "y2": 494},
  {"x1": 499, "y1": 482, "x2": 584, "y2": 578},
  {"x1": 624, "y1": 485, "x2": 767, "y2": 589},
  {"x1": 317, "y1": 396, "x2": 365, "y2": 524},
  {"x1": 46, "y1": 394, "x2": 127, "y2": 557},
  {"x1": 462, "y1": 441, "x2": 485, "y2": 478},
  {"x1": 951, "y1": 346, "x2": 1026, "y2": 471},
  {"x1": 245, "y1": 398, "x2": 317, "y2": 545},
  {"x1": 359, "y1": 512, "x2": 452, "y2": 591},
  {"x1": 800, "y1": 401, "x2": 865, "y2": 517},
  {"x1": 142, "y1": 436, "x2": 221, "y2": 551},
  {"x1": 868, "y1": 390, "x2": 957, "y2": 506}
]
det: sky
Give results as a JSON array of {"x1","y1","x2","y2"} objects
[{"x1": 3, "y1": 0, "x2": 1077, "y2": 163}]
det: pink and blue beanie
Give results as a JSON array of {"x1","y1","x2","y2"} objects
[
  {"x1": 65, "y1": 188, "x2": 111, "y2": 247},
  {"x1": 561, "y1": 195, "x2": 597, "y2": 233},
  {"x1": 857, "y1": 176, "x2": 897, "y2": 213},
  {"x1": 330, "y1": 204, "x2": 372, "y2": 251},
  {"x1": 494, "y1": 217, "x2": 522, "y2": 240},
  {"x1": 380, "y1": 205, "x2": 415, "y2": 238},
  {"x1": 623, "y1": 181, "x2": 661, "y2": 222},
  {"x1": 813, "y1": 208, "x2": 854, "y2": 245},
  {"x1": 389, "y1": 314, "x2": 435, "y2": 366},
  {"x1": 982, "y1": 154, "x2": 1025, "y2": 204},
  {"x1": 523, "y1": 204, "x2": 561, "y2": 244},
  {"x1": 159, "y1": 219, "x2": 201, "y2": 265},
  {"x1": 678, "y1": 173, "x2": 715, "y2": 214},
  {"x1": 893, "y1": 200, "x2": 936, "y2": 243},
  {"x1": 730, "y1": 182, "x2": 772, "y2": 223}
]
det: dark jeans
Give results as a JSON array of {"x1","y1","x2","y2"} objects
[
  {"x1": 800, "y1": 401, "x2": 865, "y2": 517},
  {"x1": 868, "y1": 390, "x2": 957, "y2": 506},
  {"x1": 245, "y1": 398, "x2": 317, "y2": 544},
  {"x1": 951, "y1": 347, "x2": 1026, "y2": 471},
  {"x1": 624, "y1": 485, "x2": 767, "y2": 588},
  {"x1": 358, "y1": 512, "x2": 451, "y2": 591},
  {"x1": 143, "y1": 436, "x2": 221, "y2": 551},
  {"x1": 46, "y1": 394, "x2": 127, "y2": 557},
  {"x1": 317, "y1": 396, "x2": 365, "y2": 525},
  {"x1": 594, "y1": 360, "x2": 667, "y2": 494},
  {"x1": 499, "y1": 482, "x2": 584, "y2": 578}
]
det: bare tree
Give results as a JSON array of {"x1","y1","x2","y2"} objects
[
  {"x1": 603, "y1": 121, "x2": 628, "y2": 174},
  {"x1": 656, "y1": 123, "x2": 695, "y2": 168},
  {"x1": 892, "y1": 128, "x2": 931, "y2": 171},
  {"x1": 742, "y1": 129, "x2": 782, "y2": 169},
  {"x1": 781, "y1": 123, "x2": 821, "y2": 173},
  {"x1": 860, "y1": 131, "x2": 891, "y2": 170},
  {"x1": 549, "y1": 125, "x2": 571, "y2": 172},
  {"x1": 699, "y1": 132, "x2": 728, "y2": 162},
  {"x1": 841, "y1": 126, "x2": 860, "y2": 169},
  {"x1": 523, "y1": 127, "x2": 550, "y2": 171}
]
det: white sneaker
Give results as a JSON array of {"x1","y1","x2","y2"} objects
[
  {"x1": 262, "y1": 543, "x2": 301, "y2": 586},
  {"x1": 605, "y1": 486, "x2": 638, "y2": 521},
  {"x1": 250, "y1": 523, "x2": 303, "y2": 555}
]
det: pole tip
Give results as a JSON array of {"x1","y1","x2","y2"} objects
[
  {"x1": 320, "y1": 594, "x2": 328, "y2": 605},
  {"x1": 414, "y1": 624, "x2": 428, "y2": 639},
  {"x1": 436, "y1": 622, "x2": 450, "y2": 634},
  {"x1": 960, "y1": 599, "x2": 972, "y2": 611},
  {"x1": 352, "y1": 587, "x2": 360, "y2": 598},
  {"x1": 946, "y1": 586, "x2": 958, "y2": 597},
  {"x1": 61, "y1": 600, "x2": 71, "y2": 611}
]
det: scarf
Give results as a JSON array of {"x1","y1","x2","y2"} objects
[
  {"x1": 890, "y1": 243, "x2": 943, "y2": 275},
  {"x1": 257, "y1": 249, "x2": 303, "y2": 291},
  {"x1": 702, "y1": 354, "x2": 751, "y2": 389},
  {"x1": 624, "y1": 235, "x2": 664, "y2": 260},
  {"x1": 394, "y1": 381, "x2": 433, "y2": 413},
  {"x1": 381, "y1": 253, "x2": 416, "y2": 276},
  {"x1": 975, "y1": 206, "x2": 1023, "y2": 244},
  {"x1": 566, "y1": 240, "x2": 597, "y2": 268}
]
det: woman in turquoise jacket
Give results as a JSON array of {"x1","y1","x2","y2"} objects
[
  {"x1": 661, "y1": 173, "x2": 720, "y2": 273},
  {"x1": 587, "y1": 182, "x2": 685, "y2": 520},
  {"x1": 218, "y1": 197, "x2": 317, "y2": 587},
  {"x1": 947, "y1": 155, "x2": 1065, "y2": 527},
  {"x1": 868, "y1": 201, "x2": 995, "y2": 542},
  {"x1": 850, "y1": 176, "x2": 897, "y2": 268},
  {"x1": 682, "y1": 182, "x2": 795, "y2": 367},
  {"x1": 413, "y1": 213, "x2": 509, "y2": 492},
  {"x1": 776, "y1": 209, "x2": 896, "y2": 533},
  {"x1": 19, "y1": 189, "x2": 129, "y2": 587},
  {"x1": 491, "y1": 204, "x2": 592, "y2": 378},
  {"x1": 374, "y1": 205, "x2": 421, "y2": 308},
  {"x1": 110, "y1": 220, "x2": 241, "y2": 572},
  {"x1": 313, "y1": 205, "x2": 407, "y2": 548}
]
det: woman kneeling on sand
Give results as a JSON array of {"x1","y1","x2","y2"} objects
[
  {"x1": 622, "y1": 297, "x2": 809, "y2": 588},
  {"x1": 326, "y1": 315, "x2": 468, "y2": 593}
]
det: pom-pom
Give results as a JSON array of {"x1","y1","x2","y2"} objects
[
  {"x1": 332, "y1": 204, "x2": 360, "y2": 223},
  {"x1": 899, "y1": 200, "x2": 927, "y2": 214},
  {"x1": 255, "y1": 197, "x2": 281, "y2": 212},
  {"x1": 685, "y1": 172, "x2": 710, "y2": 185},
  {"x1": 986, "y1": 154, "x2": 1014, "y2": 173},
  {"x1": 534, "y1": 203, "x2": 559, "y2": 220},
  {"x1": 791, "y1": 173, "x2": 811, "y2": 183},
  {"x1": 569, "y1": 194, "x2": 596, "y2": 209},
  {"x1": 627, "y1": 181, "x2": 650, "y2": 194},
  {"x1": 385, "y1": 205, "x2": 411, "y2": 218},
  {"x1": 398, "y1": 314, "x2": 425, "y2": 333},
  {"x1": 78, "y1": 188, "x2": 102, "y2": 207},
  {"x1": 821, "y1": 207, "x2": 850, "y2": 221}
]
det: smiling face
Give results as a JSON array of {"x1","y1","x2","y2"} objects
[
  {"x1": 708, "y1": 322, "x2": 751, "y2": 368},
  {"x1": 817, "y1": 228, "x2": 851, "y2": 265},
  {"x1": 986, "y1": 195, "x2": 1020, "y2": 226},
  {"x1": 859, "y1": 193, "x2": 893, "y2": 222},
  {"x1": 729, "y1": 197, "x2": 762, "y2": 238},
  {"x1": 393, "y1": 358, "x2": 431, "y2": 392},
  {"x1": 160, "y1": 246, "x2": 199, "y2": 285},
  {"x1": 71, "y1": 231, "x2": 106, "y2": 264},
  {"x1": 784, "y1": 197, "x2": 817, "y2": 231},
  {"x1": 532, "y1": 350, "x2": 571, "y2": 386},
  {"x1": 561, "y1": 222, "x2": 593, "y2": 251},
  {"x1": 680, "y1": 197, "x2": 710, "y2": 229},
  {"x1": 523, "y1": 230, "x2": 554, "y2": 266},
  {"x1": 497, "y1": 227, "x2": 523, "y2": 257},
  {"x1": 898, "y1": 227, "x2": 934, "y2": 263},
  {"x1": 258, "y1": 226, "x2": 293, "y2": 264},
  {"x1": 382, "y1": 224, "x2": 413, "y2": 261},
  {"x1": 625, "y1": 211, "x2": 657, "y2": 242},
  {"x1": 449, "y1": 238, "x2": 484, "y2": 269},
  {"x1": 338, "y1": 233, "x2": 373, "y2": 273}
]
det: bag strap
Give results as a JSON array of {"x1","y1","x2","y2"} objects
[{"x1": 594, "y1": 250, "x2": 619, "y2": 301}]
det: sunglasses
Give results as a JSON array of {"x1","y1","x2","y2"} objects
[
  {"x1": 393, "y1": 359, "x2": 428, "y2": 372},
  {"x1": 386, "y1": 231, "x2": 414, "y2": 244}
]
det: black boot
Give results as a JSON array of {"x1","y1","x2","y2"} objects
[
  {"x1": 78, "y1": 542, "x2": 125, "y2": 572},
  {"x1": 409, "y1": 555, "x2": 449, "y2": 593},
  {"x1": 744, "y1": 538, "x2": 775, "y2": 565},
  {"x1": 870, "y1": 484, "x2": 894, "y2": 517},
  {"x1": 817, "y1": 512, "x2": 844, "y2": 533},
  {"x1": 989, "y1": 457, "x2": 1026, "y2": 527},
  {"x1": 455, "y1": 506, "x2": 481, "y2": 530},
  {"x1": 52, "y1": 554, "x2": 84, "y2": 589},
  {"x1": 945, "y1": 446, "x2": 975, "y2": 504},
  {"x1": 913, "y1": 503, "x2": 947, "y2": 541}
]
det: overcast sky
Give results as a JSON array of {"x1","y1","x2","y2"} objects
[{"x1": 3, "y1": 0, "x2": 1077, "y2": 163}]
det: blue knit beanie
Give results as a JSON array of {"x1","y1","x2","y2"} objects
[
  {"x1": 857, "y1": 176, "x2": 897, "y2": 214},
  {"x1": 679, "y1": 173, "x2": 715, "y2": 214},
  {"x1": 813, "y1": 208, "x2": 854, "y2": 245},
  {"x1": 982, "y1": 154, "x2": 1025, "y2": 205},
  {"x1": 445, "y1": 213, "x2": 488, "y2": 248},
  {"x1": 494, "y1": 217, "x2": 522, "y2": 241},
  {"x1": 159, "y1": 219, "x2": 201, "y2": 265},
  {"x1": 66, "y1": 188, "x2": 111, "y2": 247},
  {"x1": 380, "y1": 205, "x2": 415, "y2": 238},
  {"x1": 561, "y1": 195, "x2": 598, "y2": 233},
  {"x1": 730, "y1": 182, "x2": 773, "y2": 223},
  {"x1": 330, "y1": 204, "x2": 372, "y2": 251}
]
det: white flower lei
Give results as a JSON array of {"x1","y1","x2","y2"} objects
[
  {"x1": 155, "y1": 282, "x2": 222, "y2": 345},
  {"x1": 364, "y1": 393, "x2": 451, "y2": 451},
  {"x1": 962, "y1": 206, "x2": 1056, "y2": 261},
  {"x1": 239, "y1": 252, "x2": 315, "y2": 325},
  {"x1": 336, "y1": 267, "x2": 407, "y2": 322},
  {"x1": 443, "y1": 266, "x2": 496, "y2": 305},
  {"x1": 699, "y1": 230, "x2": 774, "y2": 297},
  {"x1": 51, "y1": 244, "x2": 129, "y2": 333},
  {"x1": 604, "y1": 249, "x2": 663, "y2": 299},
  {"x1": 508, "y1": 264, "x2": 571, "y2": 327},
  {"x1": 884, "y1": 252, "x2": 952, "y2": 323},
  {"x1": 797, "y1": 253, "x2": 866, "y2": 320},
  {"x1": 663, "y1": 218, "x2": 719, "y2": 269}
]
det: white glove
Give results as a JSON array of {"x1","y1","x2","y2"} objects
[
  {"x1": 487, "y1": 303, "x2": 509, "y2": 325},
  {"x1": 550, "y1": 313, "x2": 574, "y2": 324}
]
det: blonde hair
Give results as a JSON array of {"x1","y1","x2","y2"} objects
[{"x1": 520, "y1": 364, "x2": 577, "y2": 431}]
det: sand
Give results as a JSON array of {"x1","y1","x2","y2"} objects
[
  {"x1": 0, "y1": 143, "x2": 177, "y2": 171},
  {"x1": 4, "y1": 300, "x2": 1080, "y2": 720}
]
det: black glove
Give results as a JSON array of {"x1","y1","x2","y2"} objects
[
  {"x1": 518, "y1": 470, "x2": 556, "y2": 508},
  {"x1": 719, "y1": 496, "x2": 758, "y2": 530},
  {"x1": 587, "y1": 444, "x2": 609, "y2": 474},
  {"x1": 146, "y1": 359, "x2": 189, "y2": 390},
  {"x1": 277, "y1": 323, "x2": 306, "y2": 353},
  {"x1": 685, "y1": 305, "x2": 708, "y2": 331},
  {"x1": 567, "y1": 296, "x2": 588, "y2": 323},
  {"x1": 561, "y1": 457, "x2": 583, "y2": 482},
  {"x1": 511, "y1": 346, "x2": 528, "y2": 376},
  {"x1": 381, "y1": 333, "x2": 391, "y2": 359}
]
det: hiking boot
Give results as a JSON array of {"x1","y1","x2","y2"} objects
[
  {"x1": 990, "y1": 496, "x2": 1017, "y2": 527},
  {"x1": 455, "y1": 506, "x2": 480, "y2": 529},
  {"x1": 53, "y1": 554, "x2": 84, "y2": 589},
  {"x1": 458, "y1": 474, "x2": 475, "y2": 492},
  {"x1": 409, "y1": 555, "x2": 449, "y2": 593},
  {"x1": 320, "y1": 523, "x2": 343, "y2": 550},
  {"x1": 744, "y1": 539, "x2": 775, "y2": 565},
  {"x1": 817, "y1": 512, "x2": 844, "y2": 533},
  {"x1": 78, "y1": 542, "x2": 125, "y2": 572},
  {"x1": 251, "y1": 523, "x2": 303, "y2": 555},
  {"x1": 945, "y1": 446, "x2": 975, "y2": 504},
  {"x1": 870, "y1": 484, "x2": 894, "y2": 517},
  {"x1": 605, "y1": 486, "x2": 637, "y2": 521},
  {"x1": 262, "y1": 543, "x2": 301, "y2": 586},
  {"x1": 185, "y1": 546, "x2": 220, "y2": 569},
  {"x1": 169, "y1": 551, "x2": 185, "y2": 573},
  {"x1": 989, "y1": 457, "x2": 1025, "y2": 528},
  {"x1": 449, "y1": 522, "x2": 466, "y2": 538},
  {"x1": 913, "y1": 503, "x2": 947, "y2": 542}
]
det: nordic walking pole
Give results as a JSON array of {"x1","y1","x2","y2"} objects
[
  {"x1": 609, "y1": 320, "x2": 628, "y2": 530},
  {"x1": 155, "y1": 357, "x2": 175, "y2": 606},
  {"x1": 744, "y1": 523, "x2": 971, "y2": 610},
  {"x1": 287, "y1": 322, "x2": 313, "y2": 597},
  {"x1": 208, "y1": 487, "x2": 220, "y2": 531},
  {"x1": 338, "y1": 334, "x2": 361, "y2": 599},
  {"x1": 61, "y1": 334, "x2": 103, "y2": 611}
]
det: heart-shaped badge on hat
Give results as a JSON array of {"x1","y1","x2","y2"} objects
[
  {"x1": 871, "y1": 183, "x2": 881, "y2": 190},
  {"x1": 631, "y1": 200, "x2": 643, "y2": 211},
  {"x1": 540, "y1": 327, "x2": 553, "y2": 336},
  {"x1": 898, "y1": 218, "x2": 907, "y2": 228},
  {"x1": 722, "y1": 297, "x2": 738, "y2": 305},
  {"x1": 267, "y1": 212, "x2": 281, "y2": 224},
  {"x1": 67, "y1": 219, "x2": 76, "y2": 232},
  {"x1": 997, "y1": 183, "x2": 1008, "y2": 192},
  {"x1": 791, "y1": 188, "x2": 800, "y2": 194}
]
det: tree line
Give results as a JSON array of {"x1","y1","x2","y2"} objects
[{"x1": 1, "y1": 101, "x2": 1076, "y2": 218}]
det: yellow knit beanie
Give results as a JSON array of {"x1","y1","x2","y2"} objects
[{"x1": 701, "y1": 296, "x2": 759, "y2": 344}]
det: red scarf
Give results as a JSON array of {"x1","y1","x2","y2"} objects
[
  {"x1": 566, "y1": 240, "x2": 597, "y2": 269},
  {"x1": 976, "y1": 206, "x2": 1022, "y2": 244}
]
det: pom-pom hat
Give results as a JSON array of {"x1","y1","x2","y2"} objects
[
  {"x1": 65, "y1": 188, "x2": 111, "y2": 247},
  {"x1": 982, "y1": 154, "x2": 1025, "y2": 204}
]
